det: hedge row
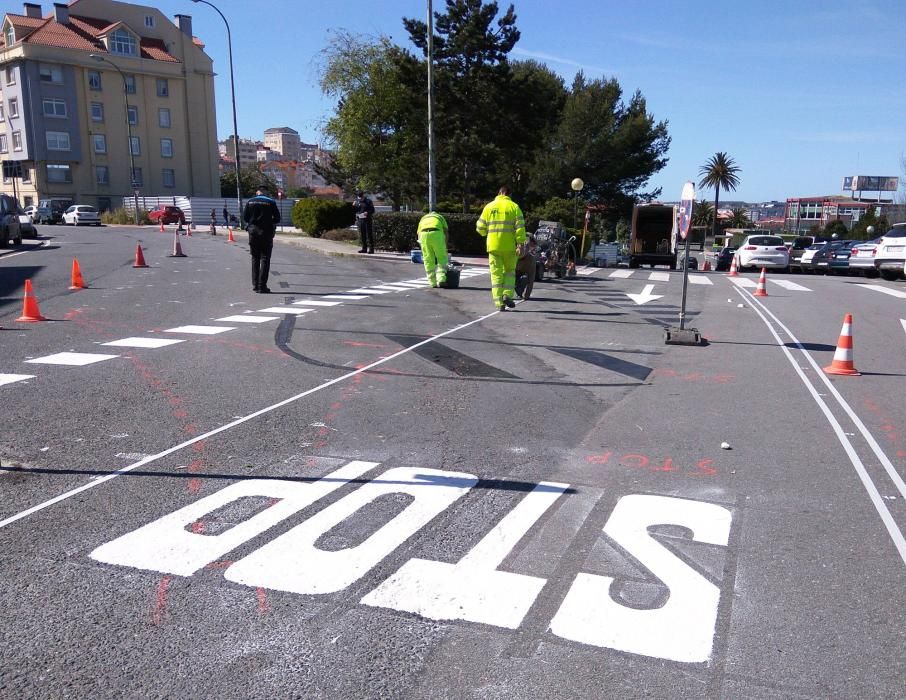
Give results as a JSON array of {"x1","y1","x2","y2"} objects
[{"x1": 292, "y1": 199, "x2": 354, "y2": 237}]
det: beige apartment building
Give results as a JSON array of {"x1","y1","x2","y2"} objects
[
  {"x1": 263, "y1": 126, "x2": 300, "y2": 162},
  {"x1": 0, "y1": 0, "x2": 219, "y2": 210}
]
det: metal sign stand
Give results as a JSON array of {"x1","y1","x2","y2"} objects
[{"x1": 665, "y1": 181, "x2": 703, "y2": 346}]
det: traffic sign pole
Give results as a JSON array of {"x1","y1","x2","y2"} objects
[{"x1": 665, "y1": 182, "x2": 702, "y2": 345}]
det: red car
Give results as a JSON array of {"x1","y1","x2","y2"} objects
[{"x1": 148, "y1": 205, "x2": 186, "y2": 225}]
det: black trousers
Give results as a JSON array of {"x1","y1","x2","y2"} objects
[
  {"x1": 358, "y1": 218, "x2": 374, "y2": 251},
  {"x1": 248, "y1": 228, "x2": 274, "y2": 290}
]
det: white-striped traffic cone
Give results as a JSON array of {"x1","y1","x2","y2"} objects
[
  {"x1": 753, "y1": 267, "x2": 768, "y2": 297},
  {"x1": 824, "y1": 314, "x2": 860, "y2": 376},
  {"x1": 727, "y1": 256, "x2": 739, "y2": 277}
]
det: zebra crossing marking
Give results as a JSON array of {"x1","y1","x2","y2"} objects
[
  {"x1": 730, "y1": 278, "x2": 757, "y2": 289},
  {"x1": 25, "y1": 352, "x2": 119, "y2": 366},
  {"x1": 0, "y1": 373, "x2": 35, "y2": 386},
  {"x1": 648, "y1": 271, "x2": 670, "y2": 282},
  {"x1": 102, "y1": 337, "x2": 186, "y2": 348},
  {"x1": 258, "y1": 307, "x2": 314, "y2": 315},
  {"x1": 291, "y1": 300, "x2": 344, "y2": 307},
  {"x1": 323, "y1": 294, "x2": 369, "y2": 300},
  {"x1": 687, "y1": 275, "x2": 713, "y2": 286},
  {"x1": 609, "y1": 269, "x2": 634, "y2": 279},
  {"x1": 773, "y1": 280, "x2": 812, "y2": 291},
  {"x1": 216, "y1": 315, "x2": 280, "y2": 323},
  {"x1": 164, "y1": 325, "x2": 237, "y2": 335}
]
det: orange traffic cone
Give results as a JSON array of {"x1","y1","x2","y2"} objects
[
  {"x1": 168, "y1": 229, "x2": 186, "y2": 258},
  {"x1": 727, "y1": 256, "x2": 739, "y2": 277},
  {"x1": 159, "y1": 219, "x2": 165, "y2": 233},
  {"x1": 753, "y1": 267, "x2": 768, "y2": 297},
  {"x1": 16, "y1": 279, "x2": 46, "y2": 322},
  {"x1": 133, "y1": 244, "x2": 149, "y2": 268},
  {"x1": 227, "y1": 228, "x2": 235, "y2": 243},
  {"x1": 824, "y1": 314, "x2": 860, "y2": 376},
  {"x1": 69, "y1": 259, "x2": 87, "y2": 290},
  {"x1": 701, "y1": 259, "x2": 712, "y2": 272}
]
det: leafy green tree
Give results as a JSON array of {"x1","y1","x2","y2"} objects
[
  {"x1": 220, "y1": 167, "x2": 278, "y2": 198},
  {"x1": 287, "y1": 186, "x2": 313, "y2": 199},
  {"x1": 728, "y1": 207, "x2": 752, "y2": 229},
  {"x1": 823, "y1": 219, "x2": 849, "y2": 239},
  {"x1": 692, "y1": 199, "x2": 713, "y2": 228},
  {"x1": 698, "y1": 152, "x2": 741, "y2": 241}
]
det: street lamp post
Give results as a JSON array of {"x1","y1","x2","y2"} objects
[
  {"x1": 571, "y1": 177, "x2": 584, "y2": 229},
  {"x1": 191, "y1": 0, "x2": 242, "y2": 221},
  {"x1": 90, "y1": 54, "x2": 139, "y2": 225}
]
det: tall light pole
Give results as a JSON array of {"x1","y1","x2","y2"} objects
[
  {"x1": 191, "y1": 0, "x2": 242, "y2": 220},
  {"x1": 90, "y1": 54, "x2": 139, "y2": 224},
  {"x1": 426, "y1": 0, "x2": 436, "y2": 211},
  {"x1": 571, "y1": 177, "x2": 584, "y2": 229}
]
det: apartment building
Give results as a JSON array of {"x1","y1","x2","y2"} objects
[
  {"x1": 0, "y1": 0, "x2": 219, "y2": 210},
  {"x1": 263, "y1": 126, "x2": 300, "y2": 162},
  {"x1": 219, "y1": 135, "x2": 258, "y2": 164}
]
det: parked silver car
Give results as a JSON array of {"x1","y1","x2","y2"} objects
[{"x1": 847, "y1": 237, "x2": 881, "y2": 277}]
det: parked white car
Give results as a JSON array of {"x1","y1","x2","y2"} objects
[
  {"x1": 62, "y1": 205, "x2": 101, "y2": 226},
  {"x1": 873, "y1": 223, "x2": 906, "y2": 281},
  {"x1": 733, "y1": 235, "x2": 790, "y2": 272}
]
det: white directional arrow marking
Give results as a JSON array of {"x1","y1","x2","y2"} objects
[
  {"x1": 901, "y1": 319, "x2": 906, "y2": 336},
  {"x1": 626, "y1": 284, "x2": 663, "y2": 305}
]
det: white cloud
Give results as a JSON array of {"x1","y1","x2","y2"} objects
[{"x1": 511, "y1": 47, "x2": 613, "y2": 75}]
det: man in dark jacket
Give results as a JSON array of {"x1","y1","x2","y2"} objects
[
  {"x1": 353, "y1": 190, "x2": 375, "y2": 254},
  {"x1": 242, "y1": 187, "x2": 281, "y2": 293}
]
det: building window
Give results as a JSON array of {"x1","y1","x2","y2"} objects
[
  {"x1": 144, "y1": 15, "x2": 154, "y2": 28},
  {"x1": 96, "y1": 165, "x2": 109, "y2": 185},
  {"x1": 160, "y1": 138, "x2": 173, "y2": 158},
  {"x1": 156, "y1": 78, "x2": 169, "y2": 97},
  {"x1": 88, "y1": 71, "x2": 101, "y2": 90},
  {"x1": 21, "y1": 166, "x2": 30, "y2": 183},
  {"x1": 93, "y1": 134, "x2": 107, "y2": 153},
  {"x1": 158, "y1": 107, "x2": 171, "y2": 128},
  {"x1": 12, "y1": 130, "x2": 22, "y2": 151},
  {"x1": 42, "y1": 97, "x2": 67, "y2": 118},
  {"x1": 5, "y1": 66, "x2": 15, "y2": 85},
  {"x1": 47, "y1": 163, "x2": 72, "y2": 183},
  {"x1": 0, "y1": 134, "x2": 7, "y2": 153},
  {"x1": 129, "y1": 136, "x2": 140, "y2": 155},
  {"x1": 0, "y1": 102, "x2": 4, "y2": 121},
  {"x1": 5, "y1": 26, "x2": 14, "y2": 46},
  {"x1": 109, "y1": 28, "x2": 138, "y2": 57},
  {"x1": 46, "y1": 131, "x2": 71, "y2": 151},
  {"x1": 23, "y1": 195, "x2": 33, "y2": 206},
  {"x1": 124, "y1": 74, "x2": 136, "y2": 94},
  {"x1": 39, "y1": 63, "x2": 63, "y2": 83},
  {"x1": 127, "y1": 106, "x2": 138, "y2": 125},
  {"x1": 90, "y1": 102, "x2": 104, "y2": 122},
  {"x1": 8, "y1": 97, "x2": 18, "y2": 118},
  {"x1": 131, "y1": 167, "x2": 142, "y2": 187},
  {"x1": 162, "y1": 168, "x2": 175, "y2": 188}
]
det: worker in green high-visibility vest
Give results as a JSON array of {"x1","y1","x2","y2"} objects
[{"x1": 417, "y1": 211, "x2": 449, "y2": 288}]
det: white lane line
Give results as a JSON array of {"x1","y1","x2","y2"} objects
[
  {"x1": 25, "y1": 352, "x2": 119, "y2": 366},
  {"x1": 102, "y1": 337, "x2": 186, "y2": 348},
  {"x1": 901, "y1": 319, "x2": 906, "y2": 336},
  {"x1": 164, "y1": 325, "x2": 236, "y2": 335},
  {"x1": 390, "y1": 282, "x2": 428, "y2": 288},
  {"x1": 0, "y1": 373, "x2": 35, "y2": 386},
  {"x1": 0, "y1": 306, "x2": 504, "y2": 531},
  {"x1": 736, "y1": 286, "x2": 906, "y2": 567},
  {"x1": 323, "y1": 294, "x2": 369, "y2": 300},
  {"x1": 371, "y1": 285, "x2": 414, "y2": 291},
  {"x1": 648, "y1": 272, "x2": 670, "y2": 282},
  {"x1": 576, "y1": 267, "x2": 600, "y2": 276},
  {"x1": 348, "y1": 288, "x2": 393, "y2": 295},
  {"x1": 730, "y1": 278, "x2": 757, "y2": 288},
  {"x1": 216, "y1": 315, "x2": 280, "y2": 324},
  {"x1": 858, "y1": 284, "x2": 906, "y2": 299},
  {"x1": 773, "y1": 280, "x2": 812, "y2": 292},
  {"x1": 688, "y1": 275, "x2": 713, "y2": 286},
  {"x1": 291, "y1": 300, "x2": 344, "y2": 307},
  {"x1": 258, "y1": 307, "x2": 314, "y2": 315},
  {"x1": 610, "y1": 269, "x2": 634, "y2": 279}
]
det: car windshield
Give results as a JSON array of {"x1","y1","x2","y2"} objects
[
  {"x1": 883, "y1": 226, "x2": 906, "y2": 238},
  {"x1": 748, "y1": 236, "x2": 783, "y2": 246},
  {"x1": 79, "y1": 206, "x2": 97, "y2": 212}
]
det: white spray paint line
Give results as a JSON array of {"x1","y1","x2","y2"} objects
[
  {"x1": 258, "y1": 307, "x2": 313, "y2": 315},
  {"x1": 290, "y1": 300, "x2": 343, "y2": 307},
  {"x1": 648, "y1": 272, "x2": 670, "y2": 282},
  {"x1": 0, "y1": 306, "x2": 504, "y2": 531},
  {"x1": 773, "y1": 280, "x2": 812, "y2": 292},
  {"x1": 403, "y1": 280, "x2": 432, "y2": 285},
  {"x1": 24, "y1": 352, "x2": 119, "y2": 366},
  {"x1": 164, "y1": 325, "x2": 237, "y2": 335},
  {"x1": 102, "y1": 337, "x2": 186, "y2": 348},
  {"x1": 736, "y1": 286, "x2": 906, "y2": 567},
  {"x1": 347, "y1": 288, "x2": 393, "y2": 295},
  {"x1": 858, "y1": 284, "x2": 906, "y2": 299},
  {"x1": 901, "y1": 319, "x2": 906, "y2": 336},
  {"x1": 730, "y1": 277, "x2": 757, "y2": 288},
  {"x1": 576, "y1": 267, "x2": 601, "y2": 276},
  {"x1": 0, "y1": 373, "x2": 35, "y2": 386},
  {"x1": 609, "y1": 269, "x2": 634, "y2": 279},
  {"x1": 388, "y1": 282, "x2": 428, "y2": 288},
  {"x1": 323, "y1": 294, "x2": 369, "y2": 300},
  {"x1": 687, "y1": 275, "x2": 713, "y2": 286},
  {"x1": 216, "y1": 315, "x2": 280, "y2": 324},
  {"x1": 371, "y1": 285, "x2": 414, "y2": 291}
]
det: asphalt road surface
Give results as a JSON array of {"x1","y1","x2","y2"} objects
[{"x1": 2, "y1": 225, "x2": 906, "y2": 699}]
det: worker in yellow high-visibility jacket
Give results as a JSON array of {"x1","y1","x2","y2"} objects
[
  {"x1": 417, "y1": 211, "x2": 449, "y2": 287},
  {"x1": 476, "y1": 186, "x2": 526, "y2": 310}
]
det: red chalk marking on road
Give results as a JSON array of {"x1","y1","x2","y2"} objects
[
  {"x1": 188, "y1": 460, "x2": 204, "y2": 473},
  {"x1": 586, "y1": 452, "x2": 613, "y2": 465},
  {"x1": 342, "y1": 340, "x2": 388, "y2": 348},
  {"x1": 191, "y1": 520, "x2": 205, "y2": 534},
  {"x1": 151, "y1": 576, "x2": 171, "y2": 626},
  {"x1": 205, "y1": 560, "x2": 234, "y2": 569},
  {"x1": 172, "y1": 409, "x2": 188, "y2": 419},
  {"x1": 584, "y1": 452, "x2": 718, "y2": 477},
  {"x1": 183, "y1": 424, "x2": 199, "y2": 435},
  {"x1": 695, "y1": 459, "x2": 717, "y2": 476},
  {"x1": 187, "y1": 478, "x2": 202, "y2": 494},
  {"x1": 882, "y1": 424, "x2": 895, "y2": 432},
  {"x1": 330, "y1": 402, "x2": 342, "y2": 410},
  {"x1": 652, "y1": 457, "x2": 678, "y2": 472},
  {"x1": 897, "y1": 451, "x2": 906, "y2": 458},
  {"x1": 256, "y1": 587, "x2": 269, "y2": 614},
  {"x1": 620, "y1": 454, "x2": 650, "y2": 469}
]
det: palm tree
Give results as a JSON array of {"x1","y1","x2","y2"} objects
[
  {"x1": 692, "y1": 199, "x2": 714, "y2": 228},
  {"x1": 698, "y1": 152, "x2": 741, "y2": 241},
  {"x1": 728, "y1": 207, "x2": 752, "y2": 229}
]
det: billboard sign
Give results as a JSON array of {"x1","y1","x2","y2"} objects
[{"x1": 843, "y1": 175, "x2": 898, "y2": 192}]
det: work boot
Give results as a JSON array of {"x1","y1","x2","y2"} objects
[
  {"x1": 258, "y1": 286, "x2": 271, "y2": 294},
  {"x1": 367, "y1": 249, "x2": 374, "y2": 254},
  {"x1": 358, "y1": 248, "x2": 367, "y2": 253},
  {"x1": 498, "y1": 304, "x2": 506, "y2": 311},
  {"x1": 503, "y1": 297, "x2": 516, "y2": 309}
]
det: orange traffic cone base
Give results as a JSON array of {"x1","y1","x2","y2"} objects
[
  {"x1": 17, "y1": 279, "x2": 46, "y2": 322},
  {"x1": 823, "y1": 364, "x2": 860, "y2": 376},
  {"x1": 824, "y1": 313, "x2": 859, "y2": 376}
]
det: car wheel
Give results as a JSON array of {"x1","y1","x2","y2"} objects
[
  {"x1": 864, "y1": 269, "x2": 879, "y2": 278},
  {"x1": 880, "y1": 270, "x2": 899, "y2": 281}
]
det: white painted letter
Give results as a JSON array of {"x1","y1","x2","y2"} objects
[
  {"x1": 225, "y1": 467, "x2": 476, "y2": 594},
  {"x1": 90, "y1": 461, "x2": 379, "y2": 576},
  {"x1": 362, "y1": 481, "x2": 567, "y2": 629},
  {"x1": 549, "y1": 494, "x2": 732, "y2": 663}
]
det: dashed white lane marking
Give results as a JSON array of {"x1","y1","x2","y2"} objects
[
  {"x1": 291, "y1": 300, "x2": 344, "y2": 307},
  {"x1": 576, "y1": 267, "x2": 601, "y2": 276},
  {"x1": 688, "y1": 275, "x2": 713, "y2": 286},
  {"x1": 258, "y1": 307, "x2": 314, "y2": 315},
  {"x1": 773, "y1": 280, "x2": 812, "y2": 291},
  {"x1": 216, "y1": 315, "x2": 280, "y2": 323},
  {"x1": 609, "y1": 269, "x2": 634, "y2": 279},
  {"x1": 649, "y1": 272, "x2": 670, "y2": 282},
  {"x1": 371, "y1": 285, "x2": 415, "y2": 291},
  {"x1": 164, "y1": 325, "x2": 237, "y2": 335},
  {"x1": 730, "y1": 278, "x2": 757, "y2": 288},
  {"x1": 348, "y1": 288, "x2": 393, "y2": 294},
  {"x1": 390, "y1": 282, "x2": 429, "y2": 288},
  {"x1": 102, "y1": 337, "x2": 186, "y2": 348},
  {"x1": 25, "y1": 352, "x2": 119, "y2": 366},
  {"x1": 0, "y1": 373, "x2": 35, "y2": 386},
  {"x1": 859, "y1": 284, "x2": 906, "y2": 299},
  {"x1": 323, "y1": 294, "x2": 369, "y2": 300},
  {"x1": 901, "y1": 319, "x2": 906, "y2": 336}
]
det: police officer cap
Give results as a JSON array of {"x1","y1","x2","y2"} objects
[{"x1": 356, "y1": 190, "x2": 364, "y2": 197}]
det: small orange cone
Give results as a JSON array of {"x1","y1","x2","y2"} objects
[
  {"x1": 701, "y1": 259, "x2": 712, "y2": 272},
  {"x1": 824, "y1": 314, "x2": 860, "y2": 376},
  {"x1": 16, "y1": 279, "x2": 47, "y2": 322},
  {"x1": 727, "y1": 256, "x2": 739, "y2": 277},
  {"x1": 168, "y1": 230, "x2": 187, "y2": 258},
  {"x1": 227, "y1": 228, "x2": 235, "y2": 243},
  {"x1": 159, "y1": 219, "x2": 165, "y2": 233},
  {"x1": 753, "y1": 267, "x2": 768, "y2": 297},
  {"x1": 69, "y1": 259, "x2": 87, "y2": 290},
  {"x1": 133, "y1": 244, "x2": 149, "y2": 268}
]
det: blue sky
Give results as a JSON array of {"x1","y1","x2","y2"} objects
[{"x1": 151, "y1": 0, "x2": 904, "y2": 203}]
